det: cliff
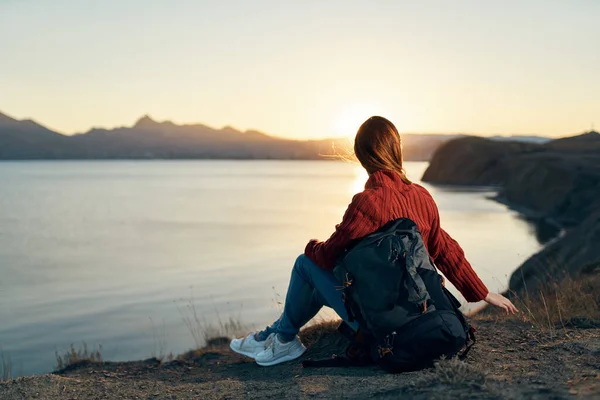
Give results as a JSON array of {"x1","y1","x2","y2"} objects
[{"x1": 422, "y1": 131, "x2": 600, "y2": 294}]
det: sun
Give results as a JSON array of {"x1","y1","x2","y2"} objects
[
  {"x1": 332, "y1": 102, "x2": 389, "y2": 139},
  {"x1": 333, "y1": 112, "x2": 363, "y2": 138}
]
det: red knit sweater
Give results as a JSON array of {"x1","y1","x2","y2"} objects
[{"x1": 305, "y1": 170, "x2": 489, "y2": 302}]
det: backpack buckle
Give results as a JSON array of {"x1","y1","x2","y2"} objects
[
  {"x1": 418, "y1": 299, "x2": 433, "y2": 314},
  {"x1": 336, "y1": 273, "x2": 353, "y2": 291},
  {"x1": 377, "y1": 346, "x2": 394, "y2": 358},
  {"x1": 344, "y1": 272, "x2": 353, "y2": 287}
]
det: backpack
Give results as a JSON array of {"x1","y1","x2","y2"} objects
[{"x1": 302, "y1": 218, "x2": 475, "y2": 372}]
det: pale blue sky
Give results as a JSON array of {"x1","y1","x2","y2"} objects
[{"x1": 1, "y1": 0, "x2": 598, "y2": 138}]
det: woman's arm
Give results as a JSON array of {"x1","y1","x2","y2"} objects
[
  {"x1": 427, "y1": 201, "x2": 518, "y2": 313},
  {"x1": 305, "y1": 191, "x2": 379, "y2": 270}
]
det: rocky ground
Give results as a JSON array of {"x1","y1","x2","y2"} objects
[{"x1": 1, "y1": 315, "x2": 599, "y2": 400}]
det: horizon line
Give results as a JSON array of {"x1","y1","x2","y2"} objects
[{"x1": 1, "y1": 108, "x2": 593, "y2": 141}]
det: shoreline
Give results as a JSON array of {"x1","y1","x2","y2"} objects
[
  {"x1": 490, "y1": 194, "x2": 565, "y2": 245},
  {"x1": 422, "y1": 133, "x2": 600, "y2": 295}
]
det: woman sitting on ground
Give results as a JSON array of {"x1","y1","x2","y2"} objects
[{"x1": 230, "y1": 116, "x2": 518, "y2": 366}]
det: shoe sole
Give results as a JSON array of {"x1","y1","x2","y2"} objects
[
  {"x1": 255, "y1": 347, "x2": 306, "y2": 366},
  {"x1": 229, "y1": 342, "x2": 259, "y2": 359}
]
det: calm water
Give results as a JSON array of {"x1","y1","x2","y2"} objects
[{"x1": 0, "y1": 161, "x2": 541, "y2": 376}]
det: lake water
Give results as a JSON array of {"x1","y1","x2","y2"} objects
[{"x1": 0, "y1": 161, "x2": 542, "y2": 377}]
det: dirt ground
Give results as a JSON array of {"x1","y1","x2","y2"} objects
[{"x1": 1, "y1": 316, "x2": 599, "y2": 400}]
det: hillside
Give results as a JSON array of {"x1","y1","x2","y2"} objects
[
  {"x1": 0, "y1": 111, "x2": 459, "y2": 161},
  {"x1": 422, "y1": 131, "x2": 600, "y2": 294},
  {"x1": 2, "y1": 314, "x2": 598, "y2": 399},
  {"x1": 0, "y1": 112, "x2": 77, "y2": 158}
]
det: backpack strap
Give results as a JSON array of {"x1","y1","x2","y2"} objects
[
  {"x1": 302, "y1": 355, "x2": 354, "y2": 368},
  {"x1": 302, "y1": 343, "x2": 374, "y2": 368},
  {"x1": 402, "y1": 249, "x2": 431, "y2": 311},
  {"x1": 458, "y1": 326, "x2": 477, "y2": 360},
  {"x1": 341, "y1": 292, "x2": 356, "y2": 323}
]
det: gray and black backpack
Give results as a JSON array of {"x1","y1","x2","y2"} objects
[{"x1": 303, "y1": 218, "x2": 475, "y2": 373}]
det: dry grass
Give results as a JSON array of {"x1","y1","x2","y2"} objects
[
  {"x1": 149, "y1": 318, "x2": 174, "y2": 362},
  {"x1": 271, "y1": 286, "x2": 284, "y2": 316},
  {"x1": 176, "y1": 291, "x2": 248, "y2": 350},
  {"x1": 0, "y1": 350, "x2": 11, "y2": 382},
  {"x1": 55, "y1": 343, "x2": 103, "y2": 371},
  {"x1": 515, "y1": 274, "x2": 598, "y2": 331},
  {"x1": 298, "y1": 319, "x2": 340, "y2": 347},
  {"x1": 488, "y1": 266, "x2": 600, "y2": 340},
  {"x1": 416, "y1": 356, "x2": 487, "y2": 388}
]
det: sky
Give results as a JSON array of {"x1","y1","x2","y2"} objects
[{"x1": 1, "y1": 0, "x2": 599, "y2": 139}]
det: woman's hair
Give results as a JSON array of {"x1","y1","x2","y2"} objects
[{"x1": 354, "y1": 116, "x2": 412, "y2": 184}]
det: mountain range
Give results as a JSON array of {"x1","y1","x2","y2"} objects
[{"x1": 0, "y1": 110, "x2": 548, "y2": 161}]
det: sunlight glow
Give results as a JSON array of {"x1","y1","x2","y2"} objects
[
  {"x1": 351, "y1": 166, "x2": 369, "y2": 195},
  {"x1": 332, "y1": 102, "x2": 389, "y2": 139}
]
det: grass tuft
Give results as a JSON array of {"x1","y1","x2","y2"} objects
[
  {"x1": 176, "y1": 290, "x2": 248, "y2": 350},
  {"x1": 55, "y1": 343, "x2": 103, "y2": 371},
  {"x1": 149, "y1": 318, "x2": 174, "y2": 362},
  {"x1": 298, "y1": 319, "x2": 340, "y2": 348},
  {"x1": 416, "y1": 357, "x2": 487, "y2": 388},
  {"x1": 508, "y1": 271, "x2": 600, "y2": 339},
  {"x1": 0, "y1": 350, "x2": 11, "y2": 382}
]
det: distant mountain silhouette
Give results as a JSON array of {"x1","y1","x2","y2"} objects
[
  {"x1": 489, "y1": 135, "x2": 551, "y2": 144},
  {"x1": 0, "y1": 111, "x2": 76, "y2": 158},
  {"x1": 543, "y1": 130, "x2": 600, "y2": 152},
  {"x1": 0, "y1": 110, "x2": 544, "y2": 161},
  {"x1": 0, "y1": 111, "x2": 347, "y2": 160}
]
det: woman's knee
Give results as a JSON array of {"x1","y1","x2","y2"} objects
[
  {"x1": 293, "y1": 254, "x2": 308, "y2": 271},
  {"x1": 294, "y1": 254, "x2": 309, "y2": 265},
  {"x1": 293, "y1": 254, "x2": 315, "y2": 277}
]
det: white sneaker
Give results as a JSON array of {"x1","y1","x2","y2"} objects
[
  {"x1": 230, "y1": 332, "x2": 269, "y2": 359},
  {"x1": 255, "y1": 335, "x2": 306, "y2": 366}
]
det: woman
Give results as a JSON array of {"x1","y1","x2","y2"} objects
[{"x1": 230, "y1": 116, "x2": 518, "y2": 366}]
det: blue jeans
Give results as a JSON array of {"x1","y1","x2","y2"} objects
[{"x1": 257, "y1": 254, "x2": 359, "y2": 342}]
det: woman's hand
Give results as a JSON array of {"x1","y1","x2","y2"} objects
[{"x1": 484, "y1": 292, "x2": 518, "y2": 314}]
